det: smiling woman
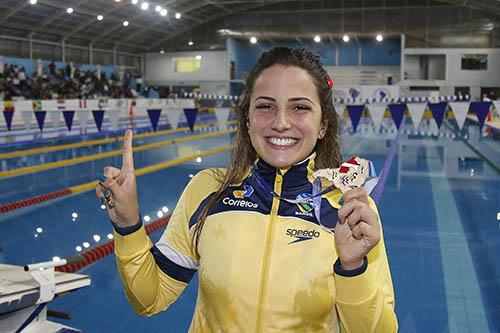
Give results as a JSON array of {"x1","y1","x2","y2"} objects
[{"x1": 97, "y1": 47, "x2": 398, "y2": 332}]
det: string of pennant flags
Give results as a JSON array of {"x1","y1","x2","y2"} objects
[{"x1": 1, "y1": 95, "x2": 498, "y2": 134}]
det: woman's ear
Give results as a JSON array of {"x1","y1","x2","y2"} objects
[{"x1": 318, "y1": 121, "x2": 328, "y2": 139}]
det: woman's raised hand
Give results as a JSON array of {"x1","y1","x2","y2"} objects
[
  {"x1": 334, "y1": 188, "x2": 380, "y2": 270},
  {"x1": 96, "y1": 129, "x2": 140, "y2": 227}
]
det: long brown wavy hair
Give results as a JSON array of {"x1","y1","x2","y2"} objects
[{"x1": 191, "y1": 47, "x2": 342, "y2": 257}]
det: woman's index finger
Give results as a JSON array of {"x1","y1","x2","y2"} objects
[{"x1": 122, "y1": 129, "x2": 134, "y2": 170}]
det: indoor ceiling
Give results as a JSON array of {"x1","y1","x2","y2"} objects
[{"x1": 0, "y1": 0, "x2": 499, "y2": 54}]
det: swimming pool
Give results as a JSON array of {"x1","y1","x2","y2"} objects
[{"x1": 0, "y1": 116, "x2": 498, "y2": 332}]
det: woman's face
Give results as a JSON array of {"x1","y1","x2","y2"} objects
[{"x1": 248, "y1": 65, "x2": 326, "y2": 169}]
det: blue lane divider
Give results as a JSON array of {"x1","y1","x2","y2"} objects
[{"x1": 371, "y1": 124, "x2": 403, "y2": 204}]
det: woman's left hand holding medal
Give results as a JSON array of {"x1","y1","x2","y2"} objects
[{"x1": 334, "y1": 188, "x2": 380, "y2": 270}]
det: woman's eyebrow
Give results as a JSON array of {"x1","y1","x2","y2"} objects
[
  {"x1": 254, "y1": 96, "x2": 314, "y2": 105},
  {"x1": 254, "y1": 96, "x2": 276, "y2": 102},
  {"x1": 289, "y1": 97, "x2": 314, "y2": 104}
]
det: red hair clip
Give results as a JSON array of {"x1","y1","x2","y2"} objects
[{"x1": 326, "y1": 75, "x2": 334, "y2": 89}]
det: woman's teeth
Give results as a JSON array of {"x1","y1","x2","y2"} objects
[{"x1": 267, "y1": 137, "x2": 297, "y2": 146}]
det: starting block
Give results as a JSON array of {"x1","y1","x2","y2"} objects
[{"x1": 0, "y1": 257, "x2": 90, "y2": 333}]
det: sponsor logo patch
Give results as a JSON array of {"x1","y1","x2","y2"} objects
[
  {"x1": 222, "y1": 185, "x2": 258, "y2": 209},
  {"x1": 286, "y1": 228, "x2": 320, "y2": 244}
]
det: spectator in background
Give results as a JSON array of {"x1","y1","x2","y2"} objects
[
  {"x1": 136, "y1": 76, "x2": 143, "y2": 93},
  {"x1": 48, "y1": 62, "x2": 56, "y2": 76}
]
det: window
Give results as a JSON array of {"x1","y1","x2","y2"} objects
[
  {"x1": 461, "y1": 54, "x2": 487, "y2": 70},
  {"x1": 173, "y1": 57, "x2": 201, "y2": 73}
]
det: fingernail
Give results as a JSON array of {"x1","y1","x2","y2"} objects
[
  {"x1": 338, "y1": 197, "x2": 344, "y2": 206},
  {"x1": 99, "y1": 197, "x2": 105, "y2": 205},
  {"x1": 104, "y1": 189, "x2": 110, "y2": 197},
  {"x1": 97, "y1": 174, "x2": 106, "y2": 183}
]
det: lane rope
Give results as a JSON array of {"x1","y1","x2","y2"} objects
[
  {"x1": 56, "y1": 215, "x2": 171, "y2": 273},
  {"x1": 0, "y1": 145, "x2": 233, "y2": 214},
  {"x1": 0, "y1": 128, "x2": 236, "y2": 178}
]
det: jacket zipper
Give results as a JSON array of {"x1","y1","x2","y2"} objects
[{"x1": 255, "y1": 173, "x2": 283, "y2": 332}]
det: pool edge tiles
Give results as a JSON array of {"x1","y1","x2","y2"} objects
[{"x1": 426, "y1": 146, "x2": 489, "y2": 332}]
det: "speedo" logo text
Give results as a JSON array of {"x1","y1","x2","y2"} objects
[{"x1": 286, "y1": 228, "x2": 320, "y2": 244}]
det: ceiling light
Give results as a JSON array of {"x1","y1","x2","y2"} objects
[
  {"x1": 53, "y1": 256, "x2": 61, "y2": 262},
  {"x1": 93, "y1": 234, "x2": 101, "y2": 242},
  {"x1": 196, "y1": 157, "x2": 202, "y2": 163},
  {"x1": 155, "y1": 5, "x2": 162, "y2": 12},
  {"x1": 250, "y1": 36, "x2": 257, "y2": 44},
  {"x1": 162, "y1": 206, "x2": 169, "y2": 213},
  {"x1": 314, "y1": 35, "x2": 321, "y2": 43},
  {"x1": 131, "y1": 0, "x2": 138, "y2": 4},
  {"x1": 75, "y1": 246, "x2": 82, "y2": 252},
  {"x1": 376, "y1": 33, "x2": 383, "y2": 42},
  {"x1": 175, "y1": 12, "x2": 181, "y2": 19},
  {"x1": 83, "y1": 242, "x2": 90, "y2": 248},
  {"x1": 123, "y1": 20, "x2": 129, "y2": 27},
  {"x1": 188, "y1": 39, "x2": 194, "y2": 46},
  {"x1": 144, "y1": 215, "x2": 151, "y2": 222},
  {"x1": 160, "y1": 8, "x2": 167, "y2": 16},
  {"x1": 115, "y1": 0, "x2": 121, "y2": 2},
  {"x1": 160, "y1": 49, "x2": 165, "y2": 54},
  {"x1": 141, "y1": 2, "x2": 149, "y2": 10},
  {"x1": 157, "y1": 210, "x2": 164, "y2": 218},
  {"x1": 342, "y1": 34, "x2": 350, "y2": 42},
  {"x1": 72, "y1": 212, "x2": 78, "y2": 218},
  {"x1": 107, "y1": 233, "x2": 114, "y2": 240},
  {"x1": 30, "y1": 0, "x2": 37, "y2": 4},
  {"x1": 67, "y1": 7, "x2": 74, "y2": 14},
  {"x1": 97, "y1": 15, "x2": 104, "y2": 21},
  {"x1": 195, "y1": 55, "x2": 202, "y2": 60}
]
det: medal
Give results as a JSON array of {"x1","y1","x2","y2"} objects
[{"x1": 313, "y1": 156, "x2": 377, "y2": 194}]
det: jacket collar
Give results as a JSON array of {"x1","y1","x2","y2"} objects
[{"x1": 253, "y1": 152, "x2": 316, "y2": 193}]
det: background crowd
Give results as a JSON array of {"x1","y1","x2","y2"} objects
[{"x1": 0, "y1": 62, "x2": 151, "y2": 101}]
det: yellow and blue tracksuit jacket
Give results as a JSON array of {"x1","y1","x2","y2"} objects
[{"x1": 113, "y1": 154, "x2": 398, "y2": 332}]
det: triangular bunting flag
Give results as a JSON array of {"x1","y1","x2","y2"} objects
[
  {"x1": 493, "y1": 101, "x2": 500, "y2": 116},
  {"x1": 76, "y1": 110, "x2": 90, "y2": 131},
  {"x1": 214, "y1": 107, "x2": 230, "y2": 130},
  {"x1": 346, "y1": 105, "x2": 365, "y2": 132},
  {"x1": 427, "y1": 102, "x2": 447, "y2": 129},
  {"x1": 334, "y1": 104, "x2": 346, "y2": 117},
  {"x1": 184, "y1": 108, "x2": 198, "y2": 131},
  {"x1": 3, "y1": 110, "x2": 14, "y2": 131},
  {"x1": 387, "y1": 103, "x2": 406, "y2": 130},
  {"x1": 108, "y1": 110, "x2": 121, "y2": 131},
  {"x1": 406, "y1": 103, "x2": 426, "y2": 130},
  {"x1": 92, "y1": 110, "x2": 105, "y2": 131},
  {"x1": 470, "y1": 101, "x2": 491, "y2": 128},
  {"x1": 367, "y1": 104, "x2": 386, "y2": 131},
  {"x1": 168, "y1": 108, "x2": 183, "y2": 129},
  {"x1": 21, "y1": 111, "x2": 33, "y2": 131},
  {"x1": 32, "y1": 100, "x2": 42, "y2": 111},
  {"x1": 147, "y1": 109, "x2": 162, "y2": 132},
  {"x1": 34, "y1": 111, "x2": 47, "y2": 132},
  {"x1": 63, "y1": 111, "x2": 75, "y2": 131},
  {"x1": 49, "y1": 111, "x2": 61, "y2": 131},
  {"x1": 448, "y1": 102, "x2": 469, "y2": 130}
]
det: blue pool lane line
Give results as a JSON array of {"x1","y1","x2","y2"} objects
[
  {"x1": 372, "y1": 125, "x2": 403, "y2": 204},
  {"x1": 426, "y1": 146, "x2": 489, "y2": 332}
]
